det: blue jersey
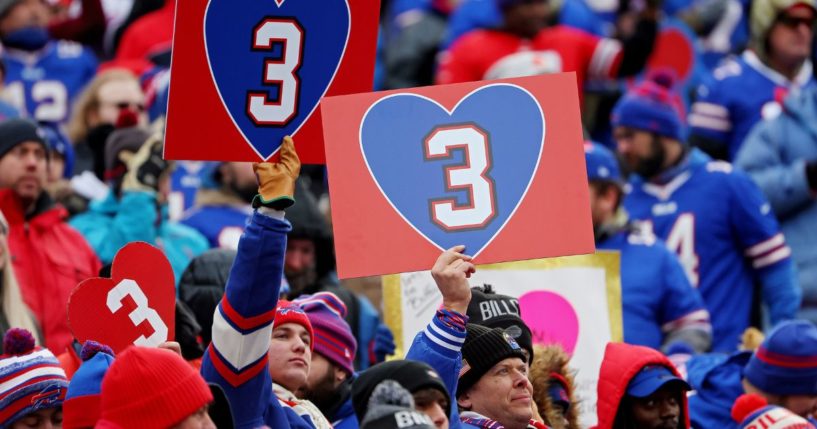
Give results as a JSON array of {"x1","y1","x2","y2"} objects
[
  {"x1": 181, "y1": 204, "x2": 252, "y2": 249},
  {"x1": 598, "y1": 228, "x2": 710, "y2": 351},
  {"x1": 442, "y1": 0, "x2": 605, "y2": 49},
  {"x1": 168, "y1": 161, "x2": 210, "y2": 221},
  {"x1": 624, "y1": 149, "x2": 798, "y2": 352},
  {"x1": 1, "y1": 41, "x2": 97, "y2": 124},
  {"x1": 689, "y1": 51, "x2": 816, "y2": 160}
]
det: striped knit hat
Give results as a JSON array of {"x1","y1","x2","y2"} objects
[
  {"x1": 745, "y1": 320, "x2": 817, "y2": 395},
  {"x1": 732, "y1": 393, "x2": 816, "y2": 429},
  {"x1": 0, "y1": 328, "x2": 68, "y2": 426},
  {"x1": 63, "y1": 341, "x2": 115, "y2": 429},
  {"x1": 294, "y1": 292, "x2": 357, "y2": 375}
]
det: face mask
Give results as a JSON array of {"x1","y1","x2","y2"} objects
[{"x1": 1, "y1": 26, "x2": 50, "y2": 51}]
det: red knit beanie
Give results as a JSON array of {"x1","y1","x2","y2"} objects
[
  {"x1": 96, "y1": 347, "x2": 213, "y2": 429},
  {"x1": 274, "y1": 300, "x2": 314, "y2": 351}
]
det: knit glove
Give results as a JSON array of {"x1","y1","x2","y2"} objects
[
  {"x1": 253, "y1": 136, "x2": 300, "y2": 210},
  {"x1": 807, "y1": 160, "x2": 817, "y2": 192},
  {"x1": 121, "y1": 134, "x2": 170, "y2": 192}
]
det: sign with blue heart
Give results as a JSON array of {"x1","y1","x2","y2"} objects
[
  {"x1": 165, "y1": 0, "x2": 379, "y2": 164},
  {"x1": 323, "y1": 73, "x2": 595, "y2": 279}
]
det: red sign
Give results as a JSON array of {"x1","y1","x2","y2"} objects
[
  {"x1": 322, "y1": 73, "x2": 595, "y2": 278},
  {"x1": 165, "y1": 0, "x2": 379, "y2": 163},
  {"x1": 68, "y1": 242, "x2": 176, "y2": 353}
]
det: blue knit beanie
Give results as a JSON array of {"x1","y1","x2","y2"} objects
[
  {"x1": 611, "y1": 72, "x2": 685, "y2": 142},
  {"x1": 744, "y1": 320, "x2": 817, "y2": 396}
]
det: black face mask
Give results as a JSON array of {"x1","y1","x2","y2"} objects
[
  {"x1": 633, "y1": 134, "x2": 666, "y2": 179},
  {"x1": 230, "y1": 182, "x2": 258, "y2": 204}
]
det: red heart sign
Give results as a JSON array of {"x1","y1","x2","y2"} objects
[{"x1": 68, "y1": 242, "x2": 176, "y2": 353}]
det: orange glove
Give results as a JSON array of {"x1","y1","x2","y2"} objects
[{"x1": 252, "y1": 136, "x2": 301, "y2": 210}]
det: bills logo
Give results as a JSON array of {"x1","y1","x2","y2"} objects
[
  {"x1": 203, "y1": 0, "x2": 350, "y2": 159},
  {"x1": 360, "y1": 84, "x2": 545, "y2": 257}
]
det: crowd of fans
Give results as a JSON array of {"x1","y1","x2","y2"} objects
[{"x1": 0, "y1": 0, "x2": 817, "y2": 427}]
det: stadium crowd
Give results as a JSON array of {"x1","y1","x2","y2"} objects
[{"x1": 1, "y1": 0, "x2": 817, "y2": 427}]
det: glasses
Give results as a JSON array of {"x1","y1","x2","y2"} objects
[{"x1": 778, "y1": 14, "x2": 816, "y2": 29}]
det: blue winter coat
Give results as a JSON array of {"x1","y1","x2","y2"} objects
[
  {"x1": 685, "y1": 351, "x2": 750, "y2": 429},
  {"x1": 736, "y1": 87, "x2": 817, "y2": 323},
  {"x1": 70, "y1": 190, "x2": 209, "y2": 284}
]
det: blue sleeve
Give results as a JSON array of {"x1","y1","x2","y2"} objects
[
  {"x1": 728, "y1": 172, "x2": 800, "y2": 324},
  {"x1": 201, "y1": 209, "x2": 295, "y2": 429},
  {"x1": 735, "y1": 116, "x2": 814, "y2": 218},
  {"x1": 658, "y1": 243, "x2": 712, "y2": 351},
  {"x1": 70, "y1": 191, "x2": 158, "y2": 264},
  {"x1": 689, "y1": 75, "x2": 732, "y2": 147},
  {"x1": 405, "y1": 309, "x2": 468, "y2": 428},
  {"x1": 355, "y1": 295, "x2": 381, "y2": 370}
]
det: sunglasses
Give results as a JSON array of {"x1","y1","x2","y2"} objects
[{"x1": 778, "y1": 14, "x2": 816, "y2": 29}]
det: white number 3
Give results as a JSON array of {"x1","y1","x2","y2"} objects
[
  {"x1": 247, "y1": 18, "x2": 303, "y2": 126},
  {"x1": 106, "y1": 279, "x2": 169, "y2": 347}
]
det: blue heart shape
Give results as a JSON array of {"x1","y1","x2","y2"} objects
[
  {"x1": 204, "y1": 0, "x2": 350, "y2": 159},
  {"x1": 361, "y1": 84, "x2": 545, "y2": 256}
]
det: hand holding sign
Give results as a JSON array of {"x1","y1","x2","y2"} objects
[
  {"x1": 431, "y1": 245, "x2": 475, "y2": 315},
  {"x1": 68, "y1": 242, "x2": 176, "y2": 353}
]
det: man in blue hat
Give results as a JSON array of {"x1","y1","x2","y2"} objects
[{"x1": 585, "y1": 142, "x2": 711, "y2": 354}]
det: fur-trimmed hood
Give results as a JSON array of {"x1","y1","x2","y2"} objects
[{"x1": 529, "y1": 344, "x2": 581, "y2": 429}]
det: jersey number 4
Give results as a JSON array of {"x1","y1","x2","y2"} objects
[
  {"x1": 247, "y1": 18, "x2": 304, "y2": 126},
  {"x1": 643, "y1": 213, "x2": 701, "y2": 286}
]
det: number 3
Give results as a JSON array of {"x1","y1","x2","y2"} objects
[
  {"x1": 107, "y1": 279, "x2": 169, "y2": 347},
  {"x1": 424, "y1": 124, "x2": 497, "y2": 230},
  {"x1": 247, "y1": 18, "x2": 303, "y2": 126}
]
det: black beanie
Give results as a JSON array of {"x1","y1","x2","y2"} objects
[
  {"x1": 0, "y1": 118, "x2": 47, "y2": 160},
  {"x1": 352, "y1": 360, "x2": 450, "y2": 422},
  {"x1": 467, "y1": 285, "x2": 533, "y2": 362},
  {"x1": 360, "y1": 380, "x2": 435, "y2": 429},
  {"x1": 458, "y1": 324, "x2": 528, "y2": 398}
]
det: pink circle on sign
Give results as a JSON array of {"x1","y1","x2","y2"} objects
[{"x1": 518, "y1": 291, "x2": 580, "y2": 355}]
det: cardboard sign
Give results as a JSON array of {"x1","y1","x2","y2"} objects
[
  {"x1": 382, "y1": 253, "x2": 623, "y2": 428},
  {"x1": 165, "y1": 0, "x2": 380, "y2": 163},
  {"x1": 68, "y1": 242, "x2": 176, "y2": 353},
  {"x1": 322, "y1": 73, "x2": 594, "y2": 278}
]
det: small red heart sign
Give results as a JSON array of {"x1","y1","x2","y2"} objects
[{"x1": 68, "y1": 242, "x2": 176, "y2": 353}]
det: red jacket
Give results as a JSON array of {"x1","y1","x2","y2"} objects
[
  {"x1": 593, "y1": 343, "x2": 690, "y2": 429},
  {"x1": 111, "y1": 0, "x2": 175, "y2": 75},
  {"x1": 0, "y1": 190, "x2": 100, "y2": 354}
]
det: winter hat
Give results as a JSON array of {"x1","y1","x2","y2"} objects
[
  {"x1": 96, "y1": 346, "x2": 213, "y2": 429},
  {"x1": 611, "y1": 71, "x2": 686, "y2": 142},
  {"x1": 731, "y1": 393, "x2": 815, "y2": 429},
  {"x1": 547, "y1": 373, "x2": 572, "y2": 412},
  {"x1": 467, "y1": 285, "x2": 533, "y2": 362},
  {"x1": 103, "y1": 109, "x2": 149, "y2": 180},
  {"x1": 744, "y1": 320, "x2": 817, "y2": 396},
  {"x1": 0, "y1": 118, "x2": 47, "y2": 160},
  {"x1": 352, "y1": 360, "x2": 450, "y2": 422},
  {"x1": 63, "y1": 341, "x2": 115, "y2": 429},
  {"x1": 293, "y1": 292, "x2": 357, "y2": 375},
  {"x1": 585, "y1": 142, "x2": 624, "y2": 185},
  {"x1": 274, "y1": 300, "x2": 315, "y2": 351},
  {"x1": 751, "y1": 0, "x2": 817, "y2": 62},
  {"x1": 458, "y1": 323, "x2": 528, "y2": 397},
  {"x1": 0, "y1": 328, "x2": 68, "y2": 426},
  {"x1": 360, "y1": 380, "x2": 435, "y2": 429},
  {"x1": 40, "y1": 122, "x2": 75, "y2": 178}
]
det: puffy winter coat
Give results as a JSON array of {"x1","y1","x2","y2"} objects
[
  {"x1": 0, "y1": 190, "x2": 100, "y2": 353},
  {"x1": 178, "y1": 248, "x2": 236, "y2": 346},
  {"x1": 593, "y1": 343, "x2": 690, "y2": 429}
]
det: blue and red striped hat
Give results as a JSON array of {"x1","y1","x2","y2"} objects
[
  {"x1": 0, "y1": 328, "x2": 68, "y2": 426},
  {"x1": 294, "y1": 292, "x2": 357, "y2": 375},
  {"x1": 744, "y1": 320, "x2": 817, "y2": 395},
  {"x1": 63, "y1": 341, "x2": 115, "y2": 429}
]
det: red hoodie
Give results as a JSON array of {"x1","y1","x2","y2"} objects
[{"x1": 593, "y1": 343, "x2": 690, "y2": 429}]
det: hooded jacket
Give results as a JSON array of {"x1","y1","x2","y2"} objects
[
  {"x1": 593, "y1": 343, "x2": 690, "y2": 429},
  {"x1": 529, "y1": 345, "x2": 580, "y2": 429},
  {"x1": 0, "y1": 190, "x2": 100, "y2": 353},
  {"x1": 685, "y1": 351, "x2": 751, "y2": 429},
  {"x1": 178, "y1": 248, "x2": 236, "y2": 345},
  {"x1": 736, "y1": 86, "x2": 817, "y2": 324}
]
